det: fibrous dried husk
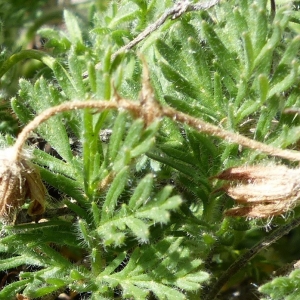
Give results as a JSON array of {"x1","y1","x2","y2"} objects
[
  {"x1": 214, "y1": 165, "x2": 300, "y2": 218},
  {"x1": 0, "y1": 147, "x2": 46, "y2": 223}
]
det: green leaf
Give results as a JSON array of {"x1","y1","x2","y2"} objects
[
  {"x1": 97, "y1": 175, "x2": 182, "y2": 246},
  {"x1": 33, "y1": 147, "x2": 80, "y2": 178},
  {"x1": 0, "y1": 279, "x2": 31, "y2": 298},
  {"x1": 107, "y1": 111, "x2": 128, "y2": 162},
  {"x1": 122, "y1": 118, "x2": 145, "y2": 149},
  {"x1": 188, "y1": 37, "x2": 213, "y2": 95},
  {"x1": 258, "y1": 73, "x2": 269, "y2": 103},
  {"x1": 98, "y1": 238, "x2": 209, "y2": 299},
  {"x1": 135, "y1": 195, "x2": 182, "y2": 223},
  {"x1": 64, "y1": 10, "x2": 83, "y2": 45},
  {"x1": 38, "y1": 28, "x2": 71, "y2": 52},
  {"x1": 125, "y1": 217, "x2": 149, "y2": 242},
  {"x1": 253, "y1": 23, "x2": 282, "y2": 69},
  {"x1": 0, "y1": 256, "x2": 43, "y2": 271},
  {"x1": 128, "y1": 174, "x2": 153, "y2": 210},
  {"x1": 175, "y1": 271, "x2": 209, "y2": 290},
  {"x1": 68, "y1": 51, "x2": 85, "y2": 98},
  {"x1": 156, "y1": 39, "x2": 181, "y2": 69},
  {"x1": 202, "y1": 20, "x2": 239, "y2": 79},
  {"x1": 268, "y1": 61, "x2": 299, "y2": 98},
  {"x1": 39, "y1": 167, "x2": 87, "y2": 205},
  {"x1": 52, "y1": 60, "x2": 79, "y2": 98},
  {"x1": 259, "y1": 270, "x2": 300, "y2": 300},
  {"x1": 100, "y1": 252, "x2": 127, "y2": 276},
  {"x1": 253, "y1": 3, "x2": 268, "y2": 56},
  {"x1": 101, "y1": 166, "x2": 129, "y2": 221},
  {"x1": 242, "y1": 31, "x2": 254, "y2": 75},
  {"x1": 279, "y1": 35, "x2": 300, "y2": 66},
  {"x1": 159, "y1": 61, "x2": 199, "y2": 100}
]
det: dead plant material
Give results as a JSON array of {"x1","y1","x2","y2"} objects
[
  {"x1": 139, "y1": 56, "x2": 162, "y2": 126},
  {"x1": 0, "y1": 147, "x2": 46, "y2": 224},
  {"x1": 16, "y1": 294, "x2": 31, "y2": 300},
  {"x1": 214, "y1": 165, "x2": 300, "y2": 218}
]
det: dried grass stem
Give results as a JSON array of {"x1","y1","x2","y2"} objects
[
  {"x1": 13, "y1": 100, "x2": 136, "y2": 160},
  {"x1": 82, "y1": 0, "x2": 222, "y2": 77},
  {"x1": 162, "y1": 106, "x2": 300, "y2": 162},
  {"x1": 13, "y1": 99, "x2": 300, "y2": 162}
]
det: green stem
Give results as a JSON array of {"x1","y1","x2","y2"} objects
[
  {"x1": 91, "y1": 247, "x2": 103, "y2": 275},
  {"x1": 203, "y1": 216, "x2": 300, "y2": 300},
  {"x1": 0, "y1": 49, "x2": 56, "y2": 78},
  {"x1": 18, "y1": 10, "x2": 63, "y2": 48},
  {"x1": 82, "y1": 108, "x2": 95, "y2": 198}
]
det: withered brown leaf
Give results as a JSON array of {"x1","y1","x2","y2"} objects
[
  {"x1": 214, "y1": 165, "x2": 300, "y2": 218},
  {"x1": 0, "y1": 148, "x2": 46, "y2": 223}
]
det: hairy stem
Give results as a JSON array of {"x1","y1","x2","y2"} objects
[
  {"x1": 82, "y1": 0, "x2": 222, "y2": 77},
  {"x1": 162, "y1": 106, "x2": 300, "y2": 161},
  {"x1": 203, "y1": 216, "x2": 300, "y2": 300},
  {"x1": 13, "y1": 99, "x2": 300, "y2": 163},
  {"x1": 12, "y1": 100, "x2": 139, "y2": 160},
  {"x1": 0, "y1": 50, "x2": 56, "y2": 79},
  {"x1": 111, "y1": 0, "x2": 222, "y2": 60}
]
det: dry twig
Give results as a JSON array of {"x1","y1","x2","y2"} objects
[
  {"x1": 82, "y1": 0, "x2": 222, "y2": 77},
  {"x1": 12, "y1": 99, "x2": 300, "y2": 162}
]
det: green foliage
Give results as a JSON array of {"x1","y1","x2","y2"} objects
[
  {"x1": 259, "y1": 269, "x2": 300, "y2": 300},
  {"x1": 1, "y1": 0, "x2": 300, "y2": 299}
]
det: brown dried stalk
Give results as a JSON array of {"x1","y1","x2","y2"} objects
[
  {"x1": 110, "y1": 0, "x2": 222, "y2": 61},
  {"x1": 82, "y1": 0, "x2": 222, "y2": 77},
  {"x1": 13, "y1": 100, "x2": 139, "y2": 161},
  {"x1": 12, "y1": 99, "x2": 300, "y2": 163},
  {"x1": 162, "y1": 106, "x2": 300, "y2": 162}
]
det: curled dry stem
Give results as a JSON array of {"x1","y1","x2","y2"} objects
[
  {"x1": 83, "y1": 0, "x2": 222, "y2": 77},
  {"x1": 13, "y1": 100, "x2": 138, "y2": 161},
  {"x1": 162, "y1": 106, "x2": 300, "y2": 161},
  {"x1": 13, "y1": 99, "x2": 300, "y2": 162},
  {"x1": 110, "y1": 0, "x2": 221, "y2": 61}
]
